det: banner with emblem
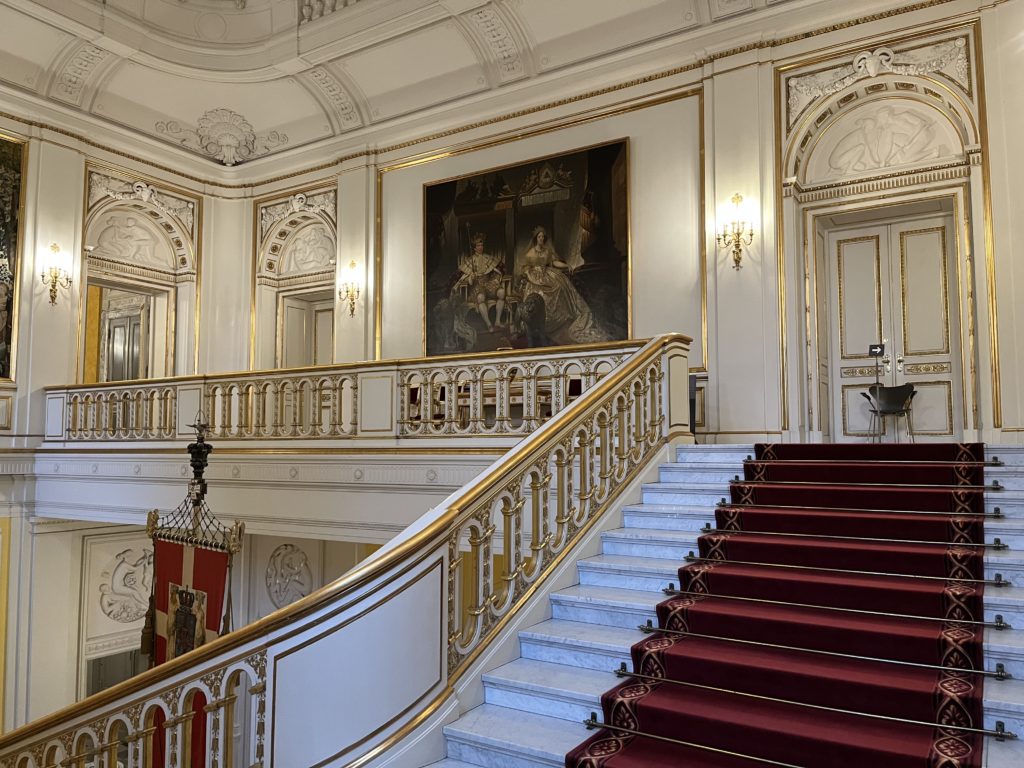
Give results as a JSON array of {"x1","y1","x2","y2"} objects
[
  {"x1": 152, "y1": 540, "x2": 230, "y2": 663},
  {"x1": 142, "y1": 418, "x2": 243, "y2": 768}
]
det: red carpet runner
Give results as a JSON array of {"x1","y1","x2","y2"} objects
[{"x1": 566, "y1": 443, "x2": 990, "y2": 768}]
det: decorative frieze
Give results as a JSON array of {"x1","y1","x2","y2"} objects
[
  {"x1": 786, "y1": 36, "x2": 970, "y2": 132},
  {"x1": 466, "y1": 7, "x2": 525, "y2": 83},
  {"x1": 306, "y1": 68, "x2": 363, "y2": 130},
  {"x1": 52, "y1": 43, "x2": 111, "y2": 106}
]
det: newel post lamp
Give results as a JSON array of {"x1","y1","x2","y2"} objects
[
  {"x1": 40, "y1": 243, "x2": 72, "y2": 306},
  {"x1": 717, "y1": 193, "x2": 755, "y2": 270}
]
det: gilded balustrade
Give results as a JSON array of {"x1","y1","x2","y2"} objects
[
  {"x1": 50, "y1": 342, "x2": 640, "y2": 442},
  {"x1": 10, "y1": 335, "x2": 690, "y2": 767}
]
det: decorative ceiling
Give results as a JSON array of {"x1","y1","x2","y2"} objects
[{"x1": 0, "y1": 0, "x2": 799, "y2": 167}]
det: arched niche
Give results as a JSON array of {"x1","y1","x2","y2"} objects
[
  {"x1": 81, "y1": 170, "x2": 200, "y2": 383},
  {"x1": 779, "y1": 51, "x2": 987, "y2": 442},
  {"x1": 252, "y1": 188, "x2": 338, "y2": 369},
  {"x1": 785, "y1": 75, "x2": 977, "y2": 187}
]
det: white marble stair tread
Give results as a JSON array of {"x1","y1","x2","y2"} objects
[
  {"x1": 424, "y1": 761, "x2": 479, "y2": 767},
  {"x1": 986, "y1": 737, "x2": 1024, "y2": 768},
  {"x1": 552, "y1": 584, "x2": 664, "y2": 612},
  {"x1": 550, "y1": 584, "x2": 661, "y2": 629},
  {"x1": 577, "y1": 553, "x2": 683, "y2": 577},
  {"x1": 484, "y1": 658, "x2": 614, "y2": 717},
  {"x1": 519, "y1": 618, "x2": 641, "y2": 659},
  {"x1": 603, "y1": 527, "x2": 702, "y2": 542},
  {"x1": 621, "y1": 503, "x2": 716, "y2": 515},
  {"x1": 443, "y1": 704, "x2": 591, "y2": 766}
]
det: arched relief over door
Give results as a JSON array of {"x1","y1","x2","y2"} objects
[
  {"x1": 252, "y1": 187, "x2": 338, "y2": 369},
  {"x1": 81, "y1": 168, "x2": 201, "y2": 383},
  {"x1": 776, "y1": 24, "x2": 992, "y2": 440}
]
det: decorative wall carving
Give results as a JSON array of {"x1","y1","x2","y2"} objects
[
  {"x1": 265, "y1": 543, "x2": 313, "y2": 608},
  {"x1": 299, "y1": 0, "x2": 362, "y2": 24},
  {"x1": 155, "y1": 108, "x2": 288, "y2": 166},
  {"x1": 89, "y1": 172, "x2": 196, "y2": 233},
  {"x1": 283, "y1": 223, "x2": 335, "y2": 274},
  {"x1": 259, "y1": 190, "x2": 336, "y2": 241},
  {"x1": 52, "y1": 43, "x2": 110, "y2": 106},
  {"x1": 99, "y1": 547, "x2": 154, "y2": 623},
  {"x1": 466, "y1": 8, "x2": 524, "y2": 83},
  {"x1": 802, "y1": 100, "x2": 962, "y2": 183},
  {"x1": 307, "y1": 68, "x2": 363, "y2": 130},
  {"x1": 825, "y1": 106, "x2": 949, "y2": 174},
  {"x1": 787, "y1": 37, "x2": 970, "y2": 130},
  {"x1": 90, "y1": 214, "x2": 171, "y2": 268}
]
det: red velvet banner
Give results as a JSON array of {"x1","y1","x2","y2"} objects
[
  {"x1": 153, "y1": 539, "x2": 229, "y2": 665},
  {"x1": 151, "y1": 539, "x2": 230, "y2": 768}
]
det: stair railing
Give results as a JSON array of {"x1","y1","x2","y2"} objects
[
  {"x1": 48, "y1": 341, "x2": 641, "y2": 443},
  {"x1": 4, "y1": 333, "x2": 691, "y2": 768}
]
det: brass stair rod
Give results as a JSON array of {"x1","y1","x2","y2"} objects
[
  {"x1": 742, "y1": 458, "x2": 1004, "y2": 466},
  {"x1": 730, "y1": 478, "x2": 1003, "y2": 491},
  {"x1": 581, "y1": 714, "x2": 805, "y2": 768},
  {"x1": 717, "y1": 500, "x2": 1003, "y2": 518},
  {"x1": 661, "y1": 587, "x2": 1010, "y2": 628},
  {"x1": 611, "y1": 665, "x2": 1018, "y2": 740},
  {"x1": 636, "y1": 621, "x2": 1012, "y2": 679},
  {"x1": 699, "y1": 525, "x2": 1008, "y2": 549},
  {"x1": 683, "y1": 553, "x2": 1009, "y2": 586}
]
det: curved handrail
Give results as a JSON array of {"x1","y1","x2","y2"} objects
[{"x1": 1, "y1": 332, "x2": 691, "y2": 758}]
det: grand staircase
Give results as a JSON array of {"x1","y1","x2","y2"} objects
[{"x1": 426, "y1": 444, "x2": 1024, "y2": 768}]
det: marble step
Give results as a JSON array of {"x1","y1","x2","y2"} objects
[
  {"x1": 986, "y1": 628, "x2": 1024, "y2": 680},
  {"x1": 424, "y1": 761, "x2": 479, "y2": 768},
  {"x1": 983, "y1": 677, "x2": 1024, "y2": 737},
  {"x1": 576, "y1": 553, "x2": 679, "y2": 592},
  {"x1": 986, "y1": 738, "x2": 1024, "y2": 768},
  {"x1": 658, "y1": 463, "x2": 741, "y2": 485},
  {"x1": 986, "y1": 518, "x2": 1024, "y2": 551},
  {"x1": 549, "y1": 584, "x2": 660, "y2": 629},
  {"x1": 984, "y1": 587, "x2": 1024, "y2": 627},
  {"x1": 988, "y1": 448, "x2": 1024, "y2": 467},
  {"x1": 641, "y1": 482, "x2": 731, "y2": 507},
  {"x1": 518, "y1": 618, "x2": 640, "y2": 672},
  {"x1": 443, "y1": 704, "x2": 591, "y2": 767},
  {"x1": 483, "y1": 658, "x2": 614, "y2": 722},
  {"x1": 600, "y1": 527, "x2": 700, "y2": 559},
  {"x1": 985, "y1": 550, "x2": 1024, "y2": 588},
  {"x1": 621, "y1": 503, "x2": 716, "y2": 531},
  {"x1": 675, "y1": 445, "x2": 753, "y2": 463},
  {"x1": 987, "y1": 468, "x2": 1024, "y2": 492}
]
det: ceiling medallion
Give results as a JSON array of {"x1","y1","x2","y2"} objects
[{"x1": 155, "y1": 108, "x2": 288, "y2": 166}]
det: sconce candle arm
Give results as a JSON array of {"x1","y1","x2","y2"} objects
[
  {"x1": 716, "y1": 193, "x2": 756, "y2": 270},
  {"x1": 40, "y1": 243, "x2": 72, "y2": 306}
]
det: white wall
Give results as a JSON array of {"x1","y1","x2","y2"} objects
[{"x1": 378, "y1": 94, "x2": 704, "y2": 365}]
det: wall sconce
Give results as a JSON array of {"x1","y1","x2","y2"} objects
[
  {"x1": 717, "y1": 193, "x2": 755, "y2": 270},
  {"x1": 40, "y1": 243, "x2": 72, "y2": 306},
  {"x1": 338, "y1": 260, "x2": 361, "y2": 318}
]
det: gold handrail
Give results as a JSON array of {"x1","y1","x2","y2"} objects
[
  {"x1": 48, "y1": 338, "x2": 647, "y2": 393},
  {"x1": 0, "y1": 332, "x2": 687, "y2": 749}
]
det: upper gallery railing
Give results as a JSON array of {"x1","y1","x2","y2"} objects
[
  {"x1": 44, "y1": 341, "x2": 643, "y2": 443},
  {"x1": 5, "y1": 334, "x2": 691, "y2": 768}
]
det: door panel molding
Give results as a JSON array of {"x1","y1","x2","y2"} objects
[
  {"x1": 836, "y1": 235, "x2": 882, "y2": 361},
  {"x1": 899, "y1": 226, "x2": 950, "y2": 356}
]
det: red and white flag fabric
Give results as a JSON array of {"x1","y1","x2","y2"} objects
[{"x1": 152, "y1": 539, "x2": 230, "y2": 665}]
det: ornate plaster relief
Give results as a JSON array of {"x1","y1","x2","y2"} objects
[{"x1": 155, "y1": 108, "x2": 289, "y2": 166}]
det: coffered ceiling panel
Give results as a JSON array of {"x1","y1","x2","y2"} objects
[
  {"x1": 0, "y1": 9, "x2": 72, "y2": 94},
  {"x1": 513, "y1": 0, "x2": 700, "y2": 72},
  {"x1": 342, "y1": 21, "x2": 486, "y2": 120}
]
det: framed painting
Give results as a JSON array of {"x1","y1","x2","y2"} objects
[
  {"x1": 0, "y1": 134, "x2": 25, "y2": 381},
  {"x1": 423, "y1": 138, "x2": 629, "y2": 356}
]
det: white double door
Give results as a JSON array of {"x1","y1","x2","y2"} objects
[{"x1": 826, "y1": 215, "x2": 963, "y2": 441}]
